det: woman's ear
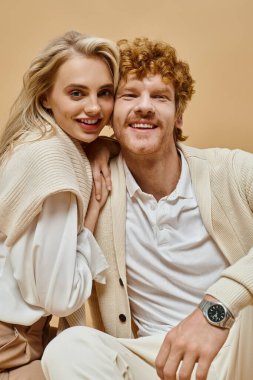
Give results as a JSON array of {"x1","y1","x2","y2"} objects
[{"x1": 42, "y1": 95, "x2": 51, "y2": 109}]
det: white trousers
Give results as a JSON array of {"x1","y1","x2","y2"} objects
[{"x1": 42, "y1": 306, "x2": 253, "y2": 380}]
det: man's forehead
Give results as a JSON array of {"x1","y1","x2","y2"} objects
[{"x1": 117, "y1": 73, "x2": 174, "y2": 90}]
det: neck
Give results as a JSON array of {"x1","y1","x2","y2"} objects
[{"x1": 123, "y1": 147, "x2": 181, "y2": 201}]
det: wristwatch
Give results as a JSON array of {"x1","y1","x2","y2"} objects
[{"x1": 199, "y1": 299, "x2": 235, "y2": 329}]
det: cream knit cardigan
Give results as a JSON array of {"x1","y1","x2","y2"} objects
[
  {"x1": 0, "y1": 126, "x2": 92, "y2": 246},
  {"x1": 85, "y1": 144, "x2": 253, "y2": 338}
]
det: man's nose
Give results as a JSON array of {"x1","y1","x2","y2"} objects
[{"x1": 134, "y1": 94, "x2": 155, "y2": 115}]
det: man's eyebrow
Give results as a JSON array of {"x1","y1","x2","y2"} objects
[
  {"x1": 118, "y1": 85, "x2": 139, "y2": 91},
  {"x1": 153, "y1": 87, "x2": 171, "y2": 92},
  {"x1": 153, "y1": 88, "x2": 174, "y2": 95},
  {"x1": 117, "y1": 86, "x2": 174, "y2": 96}
]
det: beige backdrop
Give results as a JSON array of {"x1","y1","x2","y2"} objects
[{"x1": 0, "y1": 0, "x2": 252, "y2": 152}]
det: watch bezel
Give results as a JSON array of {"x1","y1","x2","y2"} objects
[{"x1": 199, "y1": 299, "x2": 235, "y2": 329}]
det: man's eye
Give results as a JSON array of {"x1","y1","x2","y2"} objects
[
  {"x1": 153, "y1": 95, "x2": 168, "y2": 101},
  {"x1": 122, "y1": 93, "x2": 137, "y2": 99}
]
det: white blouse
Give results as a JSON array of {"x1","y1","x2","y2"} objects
[{"x1": 0, "y1": 192, "x2": 108, "y2": 325}]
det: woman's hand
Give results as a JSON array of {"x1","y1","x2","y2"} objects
[
  {"x1": 84, "y1": 175, "x2": 109, "y2": 233},
  {"x1": 85, "y1": 137, "x2": 120, "y2": 201},
  {"x1": 89, "y1": 145, "x2": 112, "y2": 201}
]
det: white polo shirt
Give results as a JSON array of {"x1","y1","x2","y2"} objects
[{"x1": 124, "y1": 151, "x2": 229, "y2": 337}]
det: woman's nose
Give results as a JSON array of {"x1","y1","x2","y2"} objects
[{"x1": 84, "y1": 97, "x2": 101, "y2": 115}]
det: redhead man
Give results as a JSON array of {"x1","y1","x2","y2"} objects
[{"x1": 42, "y1": 37, "x2": 253, "y2": 380}]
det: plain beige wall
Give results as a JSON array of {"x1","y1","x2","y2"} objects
[{"x1": 1, "y1": 0, "x2": 253, "y2": 152}]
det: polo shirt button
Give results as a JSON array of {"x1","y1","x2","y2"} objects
[
  {"x1": 119, "y1": 314, "x2": 127, "y2": 322},
  {"x1": 119, "y1": 278, "x2": 124, "y2": 287}
]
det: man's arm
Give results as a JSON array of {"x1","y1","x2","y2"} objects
[{"x1": 155, "y1": 150, "x2": 253, "y2": 380}]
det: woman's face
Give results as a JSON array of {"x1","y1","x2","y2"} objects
[{"x1": 43, "y1": 54, "x2": 114, "y2": 143}]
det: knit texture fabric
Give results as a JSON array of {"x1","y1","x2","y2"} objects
[
  {"x1": 0, "y1": 125, "x2": 92, "y2": 246},
  {"x1": 82, "y1": 146, "x2": 253, "y2": 336}
]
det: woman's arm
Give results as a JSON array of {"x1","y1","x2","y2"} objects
[
  {"x1": 10, "y1": 192, "x2": 108, "y2": 317},
  {"x1": 84, "y1": 175, "x2": 109, "y2": 233}
]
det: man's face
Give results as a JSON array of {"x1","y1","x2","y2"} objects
[{"x1": 112, "y1": 74, "x2": 181, "y2": 160}]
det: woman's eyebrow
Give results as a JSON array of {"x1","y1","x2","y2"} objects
[{"x1": 65, "y1": 83, "x2": 114, "y2": 89}]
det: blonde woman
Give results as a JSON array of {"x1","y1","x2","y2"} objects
[{"x1": 0, "y1": 31, "x2": 119, "y2": 379}]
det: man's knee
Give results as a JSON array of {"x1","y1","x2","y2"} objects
[{"x1": 42, "y1": 326, "x2": 99, "y2": 365}]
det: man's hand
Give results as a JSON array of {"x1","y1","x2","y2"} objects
[{"x1": 155, "y1": 307, "x2": 229, "y2": 380}]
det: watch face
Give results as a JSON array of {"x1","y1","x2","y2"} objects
[{"x1": 207, "y1": 304, "x2": 225, "y2": 323}]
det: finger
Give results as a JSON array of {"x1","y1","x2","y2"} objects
[
  {"x1": 178, "y1": 353, "x2": 198, "y2": 380},
  {"x1": 162, "y1": 352, "x2": 183, "y2": 380},
  {"x1": 195, "y1": 357, "x2": 211, "y2": 380},
  {"x1": 100, "y1": 174, "x2": 108, "y2": 192},
  {"x1": 99, "y1": 175, "x2": 110, "y2": 207},
  {"x1": 155, "y1": 335, "x2": 171, "y2": 379},
  {"x1": 100, "y1": 165, "x2": 112, "y2": 191},
  {"x1": 93, "y1": 172, "x2": 102, "y2": 201}
]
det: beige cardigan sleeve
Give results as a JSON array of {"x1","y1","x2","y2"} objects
[{"x1": 207, "y1": 149, "x2": 253, "y2": 316}]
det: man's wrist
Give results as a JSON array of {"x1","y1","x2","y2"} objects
[{"x1": 199, "y1": 296, "x2": 235, "y2": 329}]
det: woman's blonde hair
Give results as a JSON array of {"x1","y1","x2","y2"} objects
[{"x1": 0, "y1": 31, "x2": 119, "y2": 163}]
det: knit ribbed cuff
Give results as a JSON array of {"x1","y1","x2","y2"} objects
[{"x1": 206, "y1": 277, "x2": 252, "y2": 317}]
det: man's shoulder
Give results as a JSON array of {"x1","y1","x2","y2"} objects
[
  {"x1": 180, "y1": 144, "x2": 253, "y2": 186},
  {"x1": 180, "y1": 143, "x2": 228, "y2": 157},
  {"x1": 109, "y1": 154, "x2": 127, "y2": 194},
  {"x1": 179, "y1": 143, "x2": 253, "y2": 163},
  {"x1": 110, "y1": 153, "x2": 125, "y2": 170}
]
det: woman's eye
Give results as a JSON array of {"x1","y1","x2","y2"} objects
[
  {"x1": 99, "y1": 89, "x2": 113, "y2": 97},
  {"x1": 70, "y1": 90, "x2": 82, "y2": 98}
]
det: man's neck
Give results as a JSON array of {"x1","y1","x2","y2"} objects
[{"x1": 123, "y1": 148, "x2": 181, "y2": 201}]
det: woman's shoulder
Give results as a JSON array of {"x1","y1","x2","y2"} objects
[
  {"x1": 5, "y1": 128, "x2": 77, "y2": 173},
  {"x1": 16, "y1": 130, "x2": 66, "y2": 157}
]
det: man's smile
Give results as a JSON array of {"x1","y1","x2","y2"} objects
[{"x1": 128, "y1": 120, "x2": 158, "y2": 130}]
